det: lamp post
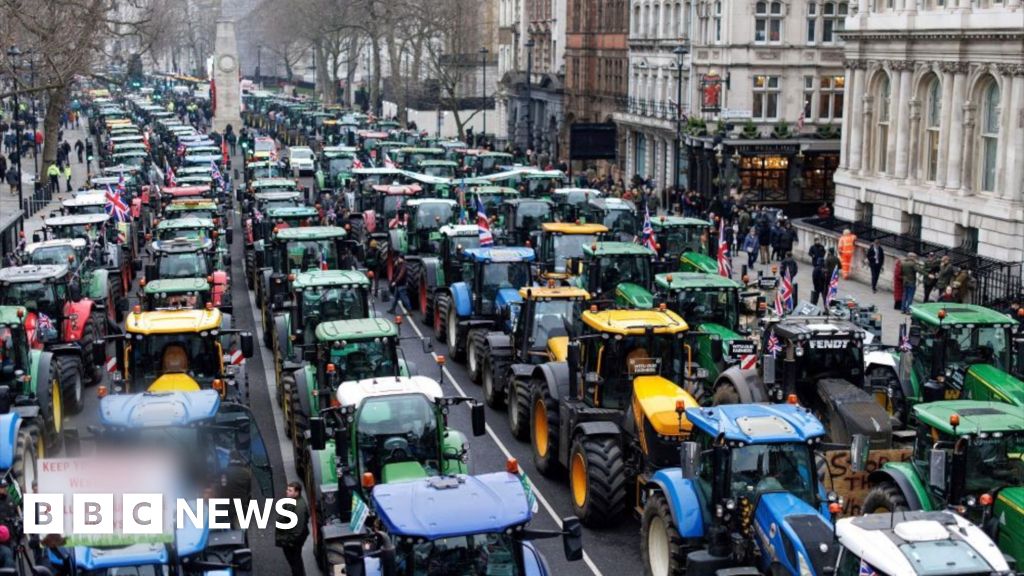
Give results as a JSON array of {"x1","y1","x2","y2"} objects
[
  {"x1": 479, "y1": 47, "x2": 489, "y2": 148},
  {"x1": 7, "y1": 46, "x2": 23, "y2": 211},
  {"x1": 525, "y1": 38, "x2": 535, "y2": 153},
  {"x1": 256, "y1": 45, "x2": 262, "y2": 89},
  {"x1": 672, "y1": 43, "x2": 689, "y2": 198}
]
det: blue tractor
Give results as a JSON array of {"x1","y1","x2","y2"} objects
[
  {"x1": 433, "y1": 247, "x2": 535, "y2": 373},
  {"x1": 640, "y1": 403, "x2": 841, "y2": 576},
  {"x1": 339, "y1": 463, "x2": 584, "y2": 575}
]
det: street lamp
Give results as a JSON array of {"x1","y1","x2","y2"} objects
[
  {"x1": 6, "y1": 46, "x2": 24, "y2": 211},
  {"x1": 256, "y1": 45, "x2": 262, "y2": 89},
  {"x1": 672, "y1": 43, "x2": 689, "y2": 196},
  {"x1": 525, "y1": 38, "x2": 535, "y2": 154},
  {"x1": 479, "y1": 47, "x2": 489, "y2": 148}
]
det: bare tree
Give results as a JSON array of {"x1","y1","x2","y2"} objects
[{"x1": 421, "y1": 0, "x2": 484, "y2": 138}]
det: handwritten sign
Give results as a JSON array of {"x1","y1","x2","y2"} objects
[{"x1": 822, "y1": 448, "x2": 912, "y2": 515}]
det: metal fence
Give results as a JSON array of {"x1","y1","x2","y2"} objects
[
  {"x1": 21, "y1": 180, "x2": 56, "y2": 218},
  {"x1": 626, "y1": 97, "x2": 681, "y2": 121}
]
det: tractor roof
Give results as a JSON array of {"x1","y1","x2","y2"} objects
[
  {"x1": 161, "y1": 185, "x2": 210, "y2": 196},
  {"x1": 406, "y1": 198, "x2": 456, "y2": 207},
  {"x1": 143, "y1": 278, "x2": 210, "y2": 294},
  {"x1": 589, "y1": 197, "x2": 635, "y2": 211},
  {"x1": 685, "y1": 404, "x2": 826, "y2": 443},
  {"x1": 265, "y1": 206, "x2": 318, "y2": 217},
  {"x1": 99, "y1": 390, "x2": 221, "y2": 428},
  {"x1": 166, "y1": 199, "x2": 218, "y2": 209},
  {"x1": 62, "y1": 193, "x2": 107, "y2": 207},
  {"x1": 771, "y1": 317, "x2": 867, "y2": 341},
  {"x1": 552, "y1": 187, "x2": 601, "y2": 197},
  {"x1": 541, "y1": 222, "x2": 608, "y2": 235},
  {"x1": 316, "y1": 317, "x2": 396, "y2": 342},
  {"x1": 398, "y1": 147, "x2": 443, "y2": 153},
  {"x1": 912, "y1": 401, "x2": 1024, "y2": 435},
  {"x1": 417, "y1": 159, "x2": 457, "y2": 167},
  {"x1": 656, "y1": 272, "x2": 743, "y2": 291},
  {"x1": 470, "y1": 185, "x2": 518, "y2": 195},
  {"x1": 582, "y1": 241, "x2": 654, "y2": 257},
  {"x1": 439, "y1": 224, "x2": 479, "y2": 237},
  {"x1": 156, "y1": 217, "x2": 215, "y2": 229},
  {"x1": 372, "y1": 472, "x2": 531, "y2": 539},
  {"x1": 910, "y1": 303, "x2": 1015, "y2": 327},
  {"x1": 581, "y1": 309, "x2": 688, "y2": 335},
  {"x1": 505, "y1": 197, "x2": 553, "y2": 206},
  {"x1": 254, "y1": 191, "x2": 302, "y2": 201},
  {"x1": 353, "y1": 167, "x2": 404, "y2": 175},
  {"x1": 293, "y1": 269, "x2": 369, "y2": 290},
  {"x1": 335, "y1": 375, "x2": 443, "y2": 407},
  {"x1": 26, "y1": 238, "x2": 88, "y2": 253},
  {"x1": 650, "y1": 216, "x2": 712, "y2": 229},
  {"x1": 370, "y1": 184, "x2": 420, "y2": 195},
  {"x1": 0, "y1": 306, "x2": 26, "y2": 327},
  {"x1": 126, "y1": 308, "x2": 221, "y2": 334},
  {"x1": 0, "y1": 264, "x2": 68, "y2": 283},
  {"x1": 273, "y1": 226, "x2": 346, "y2": 241},
  {"x1": 45, "y1": 214, "x2": 111, "y2": 226},
  {"x1": 251, "y1": 178, "x2": 298, "y2": 188},
  {"x1": 478, "y1": 151, "x2": 514, "y2": 158},
  {"x1": 519, "y1": 286, "x2": 590, "y2": 300},
  {"x1": 151, "y1": 238, "x2": 213, "y2": 253},
  {"x1": 461, "y1": 247, "x2": 536, "y2": 263}
]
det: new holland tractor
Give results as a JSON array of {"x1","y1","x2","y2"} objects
[
  {"x1": 860, "y1": 400, "x2": 1024, "y2": 566},
  {"x1": 304, "y1": 375, "x2": 486, "y2": 573},
  {"x1": 639, "y1": 404, "x2": 840, "y2": 576},
  {"x1": 864, "y1": 303, "x2": 1024, "y2": 427},
  {"x1": 569, "y1": 241, "x2": 656, "y2": 309},
  {"x1": 433, "y1": 246, "x2": 535, "y2": 363},
  {"x1": 529, "y1": 307, "x2": 701, "y2": 526}
]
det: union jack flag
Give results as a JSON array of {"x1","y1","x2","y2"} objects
[
  {"x1": 717, "y1": 218, "x2": 731, "y2": 278},
  {"x1": 780, "y1": 267, "x2": 794, "y2": 311},
  {"x1": 383, "y1": 151, "x2": 397, "y2": 169},
  {"x1": 117, "y1": 173, "x2": 126, "y2": 193},
  {"x1": 774, "y1": 289, "x2": 786, "y2": 317},
  {"x1": 476, "y1": 196, "x2": 494, "y2": 247},
  {"x1": 210, "y1": 161, "x2": 223, "y2": 186},
  {"x1": 35, "y1": 312, "x2": 56, "y2": 341},
  {"x1": 353, "y1": 158, "x2": 364, "y2": 169},
  {"x1": 898, "y1": 324, "x2": 912, "y2": 352},
  {"x1": 858, "y1": 561, "x2": 877, "y2": 576},
  {"x1": 165, "y1": 162, "x2": 177, "y2": 187},
  {"x1": 105, "y1": 185, "x2": 130, "y2": 223},
  {"x1": 640, "y1": 207, "x2": 657, "y2": 251},
  {"x1": 766, "y1": 330, "x2": 782, "y2": 357},
  {"x1": 825, "y1": 265, "x2": 840, "y2": 307}
]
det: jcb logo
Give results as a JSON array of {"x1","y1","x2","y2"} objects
[{"x1": 807, "y1": 339, "x2": 850, "y2": 349}]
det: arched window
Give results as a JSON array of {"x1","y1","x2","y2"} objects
[
  {"x1": 980, "y1": 81, "x2": 1000, "y2": 192},
  {"x1": 875, "y1": 75, "x2": 891, "y2": 173},
  {"x1": 925, "y1": 77, "x2": 941, "y2": 181},
  {"x1": 643, "y1": 3, "x2": 650, "y2": 36},
  {"x1": 675, "y1": 2, "x2": 683, "y2": 36},
  {"x1": 755, "y1": 1, "x2": 782, "y2": 43},
  {"x1": 633, "y1": 4, "x2": 641, "y2": 35}
]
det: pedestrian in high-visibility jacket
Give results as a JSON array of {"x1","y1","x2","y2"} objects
[
  {"x1": 46, "y1": 163, "x2": 60, "y2": 194},
  {"x1": 837, "y1": 228, "x2": 857, "y2": 280}
]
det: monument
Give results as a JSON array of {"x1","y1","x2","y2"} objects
[{"x1": 211, "y1": 20, "x2": 243, "y2": 134}]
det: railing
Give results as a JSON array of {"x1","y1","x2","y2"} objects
[
  {"x1": 804, "y1": 216, "x2": 1024, "y2": 310},
  {"x1": 625, "y1": 97, "x2": 681, "y2": 121},
  {"x1": 22, "y1": 180, "x2": 55, "y2": 217}
]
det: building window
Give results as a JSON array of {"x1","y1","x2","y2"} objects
[
  {"x1": 803, "y1": 76, "x2": 814, "y2": 118},
  {"x1": 821, "y1": 2, "x2": 847, "y2": 43},
  {"x1": 632, "y1": 4, "x2": 640, "y2": 35},
  {"x1": 875, "y1": 76, "x2": 890, "y2": 173},
  {"x1": 806, "y1": 2, "x2": 817, "y2": 43},
  {"x1": 925, "y1": 77, "x2": 941, "y2": 181},
  {"x1": 753, "y1": 75, "x2": 780, "y2": 119},
  {"x1": 818, "y1": 75, "x2": 844, "y2": 120},
  {"x1": 755, "y1": 1, "x2": 782, "y2": 43},
  {"x1": 980, "y1": 81, "x2": 999, "y2": 192},
  {"x1": 713, "y1": 1, "x2": 722, "y2": 42},
  {"x1": 858, "y1": 202, "x2": 874, "y2": 226},
  {"x1": 636, "y1": 133, "x2": 648, "y2": 175},
  {"x1": 907, "y1": 213, "x2": 922, "y2": 241}
]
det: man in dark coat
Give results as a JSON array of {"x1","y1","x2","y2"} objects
[
  {"x1": 275, "y1": 482, "x2": 310, "y2": 576},
  {"x1": 866, "y1": 240, "x2": 885, "y2": 293}
]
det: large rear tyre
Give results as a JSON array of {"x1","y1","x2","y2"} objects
[
  {"x1": 711, "y1": 381, "x2": 741, "y2": 405},
  {"x1": 467, "y1": 329, "x2": 485, "y2": 383},
  {"x1": 641, "y1": 491, "x2": 687, "y2": 576},
  {"x1": 447, "y1": 305, "x2": 465, "y2": 361},
  {"x1": 531, "y1": 382, "x2": 561, "y2": 476},
  {"x1": 862, "y1": 481, "x2": 909, "y2": 514},
  {"x1": 244, "y1": 250, "x2": 255, "y2": 289},
  {"x1": 11, "y1": 424, "x2": 39, "y2": 497},
  {"x1": 481, "y1": 348, "x2": 505, "y2": 409},
  {"x1": 47, "y1": 357, "x2": 74, "y2": 448},
  {"x1": 507, "y1": 378, "x2": 530, "y2": 440},
  {"x1": 79, "y1": 318, "x2": 100, "y2": 389},
  {"x1": 569, "y1": 435, "x2": 626, "y2": 526},
  {"x1": 434, "y1": 294, "x2": 449, "y2": 343},
  {"x1": 420, "y1": 271, "x2": 432, "y2": 324},
  {"x1": 406, "y1": 260, "x2": 423, "y2": 309}
]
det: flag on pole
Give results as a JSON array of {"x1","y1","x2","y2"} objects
[
  {"x1": 210, "y1": 161, "x2": 223, "y2": 186},
  {"x1": 825, "y1": 265, "x2": 840, "y2": 307},
  {"x1": 898, "y1": 324, "x2": 912, "y2": 352},
  {"x1": 117, "y1": 173, "x2": 126, "y2": 193},
  {"x1": 383, "y1": 151, "x2": 396, "y2": 169},
  {"x1": 104, "y1": 185, "x2": 130, "y2": 223},
  {"x1": 476, "y1": 196, "x2": 494, "y2": 247},
  {"x1": 780, "y1": 267, "x2": 794, "y2": 311},
  {"x1": 774, "y1": 289, "x2": 786, "y2": 317},
  {"x1": 716, "y1": 218, "x2": 731, "y2": 278},
  {"x1": 165, "y1": 162, "x2": 177, "y2": 187},
  {"x1": 766, "y1": 330, "x2": 782, "y2": 357},
  {"x1": 640, "y1": 207, "x2": 657, "y2": 251}
]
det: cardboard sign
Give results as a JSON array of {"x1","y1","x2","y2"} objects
[
  {"x1": 628, "y1": 357, "x2": 662, "y2": 376},
  {"x1": 728, "y1": 340, "x2": 757, "y2": 356},
  {"x1": 822, "y1": 448, "x2": 913, "y2": 515}
]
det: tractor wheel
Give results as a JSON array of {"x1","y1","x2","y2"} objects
[
  {"x1": 406, "y1": 260, "x2": 423, "y2": 310},
  {"x1": 11, "y1": 424, "x2": 39, "y2": 497},
  {"x1": 244, "y1": 250, "x2": 255, "y2": 289},
  {"x1": 108, "y1": 278, "x2": 124, "y2": 324},
  {"x1": 262, "y1": 306, "x2": 274, "y2": 349},
  {"x1": 47, "y1": 357, "x2": 74, "y2": 448},
  {"x1": 481, "y1": 346, "x2": 505, "y2": 409},
  {"x1": 507, "y1": 377, "x2": 531, "y2": 440},
  {"x1": 862, "y1": 481, "x2": 909, "y2": 514},
  {"x1": 531, "y1": 382, "x2": 562, "y2": 476},
  {"x1": 641, "y1": 491, "x2": 687, "y2": 576},
  {"x1": 80, "y1": 318, "x2": 100, "y2": 389},
  {"x1": 711, "y1": 381, "x2": 741, "y2": 405},
  {"x1": 447, "y1": 304, "x2": 465, "y2": 361},
  {"x1": 290, "y1": 384, "x2": 310, "y2": 479},
  {"x1": 419, "y1": 271, "x2": 432, "y2": 324},
  {"x1": 568, "y1": 435, "x2": 626, "y2": 526},
  {"x1": 279, "y1": 370, "x2": 295, "y2": 421},
  {"x1": 467, "y1": 329, "x2": 486, "y2": 383},
  {"x1": 434, "y1": 294, "x2": 449, "y2": 343}
]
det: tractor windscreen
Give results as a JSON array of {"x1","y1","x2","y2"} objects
[
  {"x1": 481, "y1": 262, "x2": 531, "y2": 301},
  {"x1": 514, "y1": 202, "x2": 552, "y2": 228},
  {"x1": 594, "y1": 334, "x2": 684, "y2": 409},
  {"x1": 284, "y1": 240, "x2": 338, "y2": 272},
  {"x1": 728, "y1": 442, "x2": 816, "y2": 505},
  {"x1": 550, "y1": 234, "x2": 600, "y2": 273},
  {"x1": 251, "y1": 166, "x2": 281, "y2": 179},
  {"x1": 598, "y1": 255, "x2": 651, "y2": 292},
  {"x1": 355, "y1": 394, "x2": 440, "y2": 481},
  {"x1": 158, "y1": 252, "x2": 210, "y2": 279},
  {"x1": 938, "y1": 325, "x2": 1012, "y2": 373},
  {"x1": 398, "y1": 532, "x2": 520, "y2": 575},
  {"x1": 527, "y1": 178, "x2": 559, "y2": 196},
  {"x1": 661, "y1": 228, "x2": 704, "y2": 255},
  {"x1": 530, "y1": 300, "x2": 578, "y2": 345},
  {"x1": 602, "y1": 209, "x2": 636, "y2": 236},
  {"x1": 49, "y1": 223, "x2": 99, "y2": 241},
  {"x1": 29, "y1": 245, "x2": 80, "y2": 265},
  {"x1": 413, "y1": 204, "x2": 454, "y2": 230},
  {"x1": 797, "y1": 339, "x2": 863, "y2": 385},
  {"x1": 674, "y1": 288, "x2": 739, "y2": 329},
  {"x1": 302, "y1": 287, "x2": 368, "y2": 323},
  {"x1": 132, "y1": 334, "x2": 221, "y2": 382},
  {"x1": 328, "y1": 157, "x2": 354, "y2": 175},
  {"x1": 159, "y1": 227, "x2": 208, "y2": 242},
  {"x1": 964, "y1": 432, "x2": 1024, "y2": 492},
  {"x1": 383, "y1": 195, "x2": 409, "y2": 218},
  {"x1": 0, "y1": 282, "x2": 63, "y2": 317},
  {"x1": 0, "y1": 327, "x2": 27, "y2": 381},
  {"x1": 422, "y1": 165, "x2": 454, "y2": 178},
  {"x1": 68, "y1": 204, "x2": 107, "y2": 216},
  {"x1": 150, "y1": 290, "x2": 207, "y2": 310},
  {"x1": 329, "y1": 339, "x2": 397, "y2": 381}
]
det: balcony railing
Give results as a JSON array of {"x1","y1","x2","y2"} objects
[{"x1": 626, "y1": 96, "x2": 682, "y2": 120}]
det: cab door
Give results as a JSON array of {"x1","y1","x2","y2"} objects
[{"x1": 217, "y1": 402, "x2": 275, "y2": 498}]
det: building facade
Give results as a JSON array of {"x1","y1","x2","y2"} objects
[{"x1": 833, "y1": 2, "x2": 1024, "y2": 263}]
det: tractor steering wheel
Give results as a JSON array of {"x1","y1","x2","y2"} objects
[{"x1": 383, "y1": 436, "x2": 411, "y2": 463}]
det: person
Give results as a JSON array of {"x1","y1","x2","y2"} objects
[
  {"x1": 865, "y1": 240, "x2": 885, "y2": 293},
  {"x1": 824, "y1": 247, "x2": 840, "y2": 280},
  {"x1": 892, "y1": 257, "x2": 904, "y2": 311},
  {"x1": 365, "y1": 240, "x2": 382, "y2": 298},
  {"x1": 837, "y1": 228, "x2": 857, "y2": 279},
  {"x1": 939, "y1": 285, "x2": 956, "y2": 302},
  {"x1": 63, "y1": 164, "x2": 72, "y2": 194},
  {"x1": 46, "y1": 162, "x2": 60, "y2": 194},
  {"x1": 936, "y1": 255, "x2": 955, "y2": 297},
  {"x1": 387, "y1": 255, "x2": 412, "y2": 314},
  {"x1": 921, "y1": 252, "x2": 940, "y2": 302},
  {"x1": 808, "y1": 236, "x2": 826, "y2": 265},
  {"x1": 742, "y1": 228, "x2": 759, "y2": 268},
  {"x1": 817, "y1": 203, "x2": 832, "y2": 219},
  {"x1": 952, "y1": 267, "x2": 976, "y2": 303},
  {"x1": 0, "y1": 154, "x2": 6, "y2": 186},
  {"x1": 900, "y1": 252, "x2": 921, "y2": 314},
  {"x1": 0, "y1": 525, "x2": 12, "y2": 569},
  {"x1": 74, "y1": 139, "x2": 84, "y2": 163},
  {"x1": 780, "y1": 252, "x2": 798, "y2": 281},
  {"x1": 811, "y1": 258, "x2": 827, "y2": 305},
  {"x1": 757, "y1": 215, "x2": 772, "y2": 264},
  {"x1": 275, "y1": 482, "x2": 310, "y2": 576},
  {"x1": 5, "y1": 163, "x2": 18, "y2": 195}
]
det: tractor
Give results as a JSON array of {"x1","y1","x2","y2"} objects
[
  {"x1": 241, "y1": 192, "x2": 306, "y2": 288},
  {"x1": 0, "y1": 265, "x2": 97, "y2": 413},
  {"x1": 536, "y1": 222, "x2": 608, "y2": 283},
  {"x1": 529, "y1": 307, "x2": 701, "y2": 526},
  {"x1": 140, "y1": 277, "x2": 213, "y2": 311},
  {"x1": 649, "y1": 216, "x2": 714, "y2": 274},
  {"x1": 39, "y1": 213, "x2": 134, "y2": 296},
  {"x1": 24, "y1": 238, "x2": 125, "y2": 324},
  {"x1": 640, "y1": 404, "x2": 840, "y2": 576},
  {"x1": 107, "y1": 306, "x2": 253, "y2": 401},
  {"x1": 713, "y1": 316, "x2": 893, "y2": 447},
  {"x1": 385, "y1": 197, "x2": 457, "y2": 283},
  {"x1": 433, "y1": 246, "x2": 535, "y2": 363},
  {"x1": 418, "y1": 159, "x2": 460, "y2": 179},
  {"x1": 860, "y1": 400, "x2": 1024, "y2": 566},
  {"x1": 569, "y1": 241, "x2": 656, "y2": 309},
  {"x1": 587, "y1": 197, "x2": 637, "y2": 241},
  {"x1": 304, "y1": 375, "x2": 485, "y2": 573},
  {"x1": 152, "y1": 217, "x2": 232, "y2": 271},
  {"x1": 144, "y1": 238, "x2": 231, "y2": 312},
  {"x1": 495, "y1": 197, "x2": 555, "y2": 246},
  {"x1": 315, "y1": 146, "x2": 359, "y2": 194},
  {"x1": 551, "y1": 188, "x2": 602, "y2": 222},
  {"x1": 410, "y1": 224, "x2": 481, "y2": 323},
  {"x1": 162, "y1": 197, "x2": 224, "y2": 221},
  {"x1": 864, "y1": 303, "x2": 1024, "y2": 427},
  {"x1": 476, "y1": 287, "x2": 589, "y2": 438},
  {"x1": 355, "y1": 183, "x2": 420, "y2": 240}
]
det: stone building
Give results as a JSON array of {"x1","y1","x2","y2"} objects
[{"x1": 833, "y1": 2, "x2": 1024, "y2": 263}]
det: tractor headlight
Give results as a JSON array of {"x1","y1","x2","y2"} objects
[
  {"x1": 798, "y1": 554, "x2": 813, "y2": 576},
  {"x1": 965, "y1": 495, "x2": 977, "y2": 507}
]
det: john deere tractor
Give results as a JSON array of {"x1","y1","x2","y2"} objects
[
  {"x1": 25, "y1": 238, "x2": 125, "y2": 324},
  {"x1": 385, "y1": 198, "x2": 457, "y2": 283},
  {"x1": 304, "y1": 374, "x2": 485, "y2": 573},
  {"x1": 536, "y1": 222, "x2": 608, "y2": 283},
  {"x1": 529, "y1": 308, "x2": 700, "y2": 526},
  {"x1": 140, "y1": 278, "x2": 213, "y2": 311},
  {"x1": 861, "y1": 400, "x2": 1024, "y2": 566},
  {"x1": 569, "y1": 241, "x2": 656, "y2": 309},
  {"x1": 144, "y1": 238, "x2": 232, "y2": 312},
  {"x1": 412, "y1": 224, "x2": 481, "y2": 324},
  {"x1": 649, "y1": 216, "x2": 713, "y2": 274}
]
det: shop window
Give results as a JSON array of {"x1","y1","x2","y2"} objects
[
  {"x1": 739, "y1": 154, "x2": 789, "y2": 202},
  {"x1": 801, "y1": 153, "x2": 839, "y2": 203},
  {"x1": 753, "y1": 75, "x2": 780, "y2": 120}
]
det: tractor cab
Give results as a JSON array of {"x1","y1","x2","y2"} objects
[
  {"x1": 147, "y1": 238, "x2": 217, "y2": 279},
  {"x1": 61, "y1": 192, "x2": 108, "y2": 216},
  {"x1": 0, "y1": 264, "x2": 89, "y2": 349},
  {"x1": 522, "y1": 170, "x2": 566, "y2": 198},
  {"x1": 650, "y1": 216, "x2": 713, "y2": 273},
  {"x1": 353, "y1": 167, "x2": 407, "y2": 191},
  {"x1": 472, "y1": 151, "x2": 514, "y2": 175},
  {"x1": 153, "y1": 219, "x2": 231, "y2": 271},
  {"x1": 551, "y1": 188, "x2": 602, "y2": 223},
  {"x1": 316, "y1": 147, "x2": 359, "y2": 192},
  {"x1": 456, "y1": 247, "x2": 534, "y2": 318},
  {"x1": 400, "y1": 199, "x2": 457, "y2": 255},
  {"x1": 359, "y1": 184, "x2": 421, "y2": 234},
  {"x1": 537, "y1": 222, "x2": 608, "y2": 282},
  {"x1": 164, "y1": 198, "x2": 222, "y2": 221},
  {"x1": 263, "y1": 206, "x2": 319, "y2": 233},
  {"x1": 418, "y1": 159, "x2": 459, "y2": 179},
  {"x1": 587, "y1": 197, "x2": 637, "y2": 241},
  {"x1": 469, "y1": 186, "x2": 519, "y2": 223},
  {"x1": 248, "y1": 177, "x2": 301, "y2": 196},
  {"x1": 572, "y1": 241, "x2": 655, "y2": 308},
  {"x1": 245, "y1": 159, "x2": 286, "y2": 182},
  {"x1": 497, "y1": 197, "x2": 554, "y2": 246},
  {"x1": 396, "y1": 147, "x2": 445, "y2": 170},
  {"x1": 279, "y1": 270, "x2": 371, "y2": 352},
  {"x1": 509, "y1": 287, "x2": 589, "y2": 362},
  {"x1": 41, "y1": 213, "x2": 115, "y2": 244},
  {"x1": 142, "y1": 278, "x2": 212, "y2": 311}
]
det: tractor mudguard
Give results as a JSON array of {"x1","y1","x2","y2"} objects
[
  {"x1": 298, "y1": 366, "x2": 317, "y2": 416},
  {"x1": 495, "y1": 287, "x2": 524, "y2": 312},
  {"x1": 62, "y1": 299, "x2": 95, "y2": 342},
  {"x1": 533, "y1": 362, "x2": 571, "y2": 402},
  {"x1": 87, "y1": 269, "x2": 109, "y2": 301},
  {"x1": 450, "y1": 283, "x2": 473, "y2": 318},
  {"x1": 0, "y1": 414, "x2": 22, "y2": 471},
  {"x1": 868, "y1": 463, "x2": 929, "y2": 511},
  {"x1": 615, "y1": 283, "x2": 653, "y2": 309},
  {"x1": 816, "y1": 379, "x2": 893, "y2": 446},
  {"x1": 13, "y1": 405, "x2": 41, "y2": 421},
  {"x1": 442, "y1": 430, "x2": 470, "y2": 474},
  {"x1": 715, "y1": 366, "x2": 769, "y2": 403},
  {"x1": 648, "y1": 470, "x2": 706, "y2": 538},
  {"x1": 28, "y1": 350, "x2": 47, "y2": 396},
  {"x1": 485, "y1": 333, "x2": 513, "y2": 356},
  {"x1": 511, "y1": 363, "x2": 536, "y2": 379},
  {"x1": 45, "y1": 342, "x2": 83, "y2": 355},
  {"x1": 573, "y1": 420, "x2": 621, "y2": 439}
]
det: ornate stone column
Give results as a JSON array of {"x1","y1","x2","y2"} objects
[
  {"x1": 848, "y1": 62, "x2": 867, "y2": 172},
  {"x1": 993, "y1": 64, "x2": 1015, "y2": 196},
  {"x1": 959, "y1": 103, "x2": 975, "y2": 195},
  {"x1": 936, "y1": 64, "x2": 955, "y2": 186},
  {"x1": 840, "y1": 63, "x2": 856, "y2": 169},
  {"x1": 1005, "y1": 68, "x2": 1024, "y2": 201},
  {"x1": 893, "y1": 62, "x2": 913, "y2": 179},
  {"x1": 860, "y1": 95, "x2": 875, "y2": 175},
  {"x1": 908, "y1": 99, "x2": 922, "y2": 182},
  {"x1": 945, "y1": 65, "x2": 968, "y2": 190}
]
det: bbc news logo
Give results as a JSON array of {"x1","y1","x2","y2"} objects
[{"x1": 24, "y1": 495, "x2": 301, "y2": 534}]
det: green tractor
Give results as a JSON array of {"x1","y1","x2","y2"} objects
[
  {"x1": 140, "y1": 277, "x2": 213, "y2": 311},
  {"x1": 411, "y1": 224, "x2": 481, "y2": 323},
  {"x1": 495, "y1": 197, "x2": 555, "y2": 246},
  {"x1": 861, "y1": 400, "x2": 1024, "y2": 566},
  {"x1": 568, "y1": 241, "x2": 656, "y2": 309},
  {"x1": 649, "y1": 216, "x2": 714, "y2": 274},
  {"x1": 314, "y1": 146, "x2": 359, "y2": 195},
  {"x1": 385, "y1": 198, "x2": 457, "y2": 282},
  {"x1": 303, "y1": 369, "x2": 484, "y2": 573},
  {"x1": 864, "y1": 302, "x2": 1024, "y2": 427},
  {"x1": 24, "y1": 238, "x2": 124, "y2": 324}
]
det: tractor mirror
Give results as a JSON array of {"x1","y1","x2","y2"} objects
[
  {"x1": 225, "y1": 228, "x2": 234, "y2": 245},
  {"x1": 908, "y1": 325, "x2": 922, "y2": 346},
  {"x1": 223, "y1": 252, "x2": 232, "y2": 267},
  {"x1": 32, "y1": 232, "x2": 41, "y2": 243},
  {"x1": 309, "y1": 417, "x2": 327, "y2": 451},
  {"x1": 929, "y1": 449, "x2": 949, "y2": 493},
  {"x1": 679, "y1": 441, "x2": 700, "y2": 479},
  {"x1": 240, "y1": 332, "x2": 254, "y2": 358},
  {"x1": 231, "y1": 549, "x2": 252, "y2": 571},
  {"x1": 93, "y1": 341, "x2": 106, "y2": 367},
  {"x1": 849, "y1": 434, "x2": 870, "y2": 473},
  {"x1": 562, "y1": 517, "x2": 583, "y2": 562},
  {"x1": 144, "y1": 264, "x2": 157, "y2": 282},
  {"x1": 63, "y1": 429, "x2": 81, "y2": 458},
  {"x1": 710, "y1": 338, "x2": 723, "y2": 363},
  {"x1": 422, "y1": 337, "x2": 433, "y2": 354},
  {"x1": 471, "y1": 402, "x2": 486, "y2": 437}
]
